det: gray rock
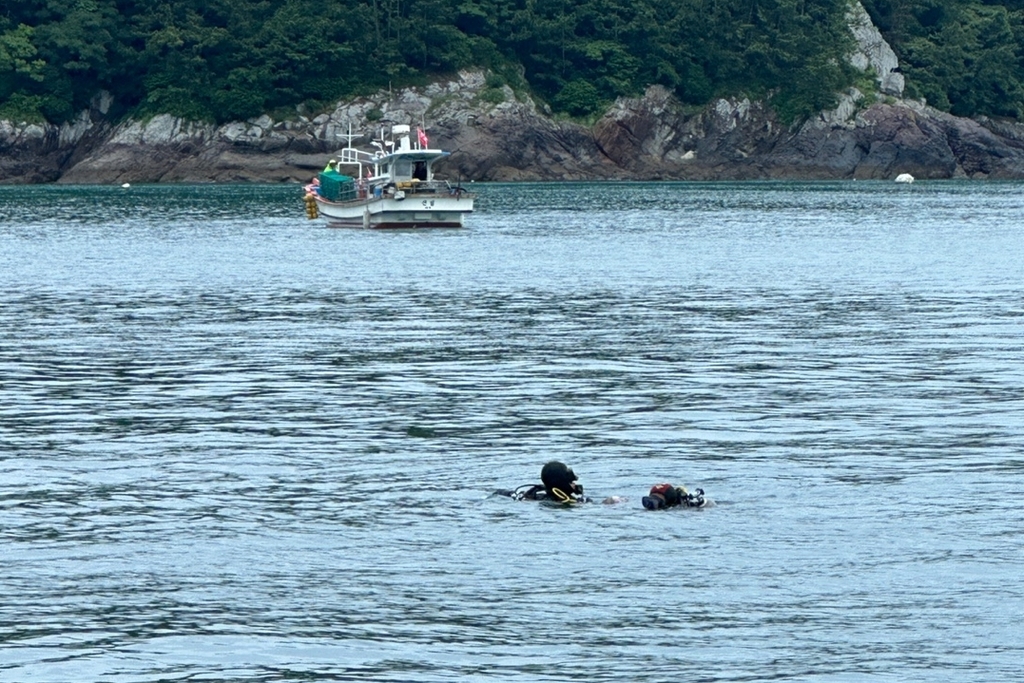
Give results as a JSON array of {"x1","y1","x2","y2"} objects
[
  {"x1": 848, "y1": 1, "x2": 904, "y2": 97},
  {"x1": 5, "y1": 61, "x2": 1024, "y2": 184}
]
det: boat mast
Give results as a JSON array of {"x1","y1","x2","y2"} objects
[{"x1": 337, "y1": 123, "x2": 373, "y2": 178}]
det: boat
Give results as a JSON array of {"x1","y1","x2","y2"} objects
[{"x1": 303, "y1": 124, "x2": 474, "y2": 228}]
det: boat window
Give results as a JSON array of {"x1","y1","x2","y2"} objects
[
  {"x1": 413, "y1": 162, "x2": 427, "y2": 181},
  {"x1": 394, "y1": 159, "x2": 412, "y2": 179}
]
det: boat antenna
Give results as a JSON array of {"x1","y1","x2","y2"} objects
[{"x1": 378, "y1": 120, "x2": 396, "y2": 150}]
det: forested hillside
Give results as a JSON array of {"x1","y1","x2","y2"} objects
[
  {"x1": 861, "y1": 0, "x2": 1024, "y2": 118},
  {"x1": 2, "y1": 0, "x2": 1023, "y2": 126}
]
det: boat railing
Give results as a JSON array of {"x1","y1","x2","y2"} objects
[{"x1": 340, "y1": 147, "x2": 378, "y2": 166}]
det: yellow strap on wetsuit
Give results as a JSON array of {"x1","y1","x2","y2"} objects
[{"x1": 551, "y1": 487, "x2": 575, "y2": 504}]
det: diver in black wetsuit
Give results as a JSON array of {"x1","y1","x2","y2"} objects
[
  {"x1": 641, "y1": 482, "x2": 707, "y2": 509},
  {"x1": 497, "y1": 463, "x2": 712, "y2": 508},
  {"x1": 495, "y1": 461, "x2": 591, "y2": 504}
]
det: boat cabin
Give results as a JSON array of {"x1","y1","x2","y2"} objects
[
  {"x1": 321, "y1": 123, "x2": 453, "y2": 203},
  {"x1": 371, "y1": 125, "x2": 446, "y2": 185}
]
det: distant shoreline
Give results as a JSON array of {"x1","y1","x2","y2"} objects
[{"x1": 5, "y1": 82, "x2": 1024, "y2": 185}]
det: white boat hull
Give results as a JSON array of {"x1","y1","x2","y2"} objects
[{"x1": 314, "y1": 193, "x2": 474, "y2": 229}]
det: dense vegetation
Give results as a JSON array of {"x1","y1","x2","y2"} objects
[
  {"x1": 861, "y1": 0, "x2": 1024, "y2": 117},
  {"x1": 2, "y1": 0, "x2": 1023, "y2": 125}
]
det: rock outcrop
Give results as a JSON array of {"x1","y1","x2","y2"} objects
[
  {"x1": 584, "y1": 86, "x2": 1024, "y2": 180},
  {"x1": 848, "y1": 1, "x2": 904, "y2": 97},
  {"x1": 7, "y1": 74, "x2": 1024, "y2": 184}
]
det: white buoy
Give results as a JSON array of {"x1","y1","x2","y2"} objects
[
  {"x1": 895, "y1": 173, "x2": 914, "y2": 183},
  {"x1": 121, "y1": 183, "x2": 131, "y2": 188}
]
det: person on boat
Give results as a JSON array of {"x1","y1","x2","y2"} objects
[
  {"x1": 641, "y1": 483, "x2": 708, "y2": 510},
  {"x1": 323, "y1": 159, "x2": 338, "y2": 173},
  {"x1": 494, "y1": 461, "x2": 623, "y2": 505}
]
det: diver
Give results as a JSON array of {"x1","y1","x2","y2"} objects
[
  {"x1": 494, "y1": 461, "x2": 625, "y2": 505},
  {"x1": 641, "y1": 482, "x2": 708, "y2": 510},
  {"x1": 495, "y1": 460, "x2": 587, "y2": 504}
]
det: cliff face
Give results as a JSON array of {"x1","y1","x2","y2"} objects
[
  {"x1": 6, "y1": 73, "x2": 1024, "y2": 185},
  {"x1": 5, "y1": 2, "x2": 1024, "y2": 184},
  {"x1": 586, "y1": 86, "x2": 1024, "y2": 181}
]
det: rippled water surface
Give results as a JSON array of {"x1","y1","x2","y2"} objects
[{"x1": 2, "y1": 181, "x2": 1023, "y2": 681}]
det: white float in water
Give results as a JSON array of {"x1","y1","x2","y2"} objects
[
  {"x1": 121, "y1": 183, "x2": 131, "y2": 188},
  {"x1": 895, "y1": 173, "x2": 914, "y2": 183}
]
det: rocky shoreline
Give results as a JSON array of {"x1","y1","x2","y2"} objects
[
  {"x1": 5, "y1": 2, "x2": 1024, "y2": 185},
  {"x1": 6, "y1": 75, "x2": 1024, "y2": 185}
]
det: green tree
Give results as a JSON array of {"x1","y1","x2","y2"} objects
[
  {"x1": 5, "y1": 0, "x2": 1021, "y2": 126},
  {"x1": 872, "y1": 0, "x2": 1024, "y2": 117}
]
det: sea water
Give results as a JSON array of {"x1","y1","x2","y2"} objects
[{"x1": 1, "y1": 181, "x2": 1023, "y2": 681}]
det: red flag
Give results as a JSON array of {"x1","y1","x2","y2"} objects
[{"x1": 417, "y1": 127, "x2": 429, "y2": 148}]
